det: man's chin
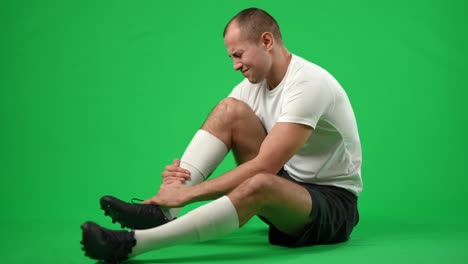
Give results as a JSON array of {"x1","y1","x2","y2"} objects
[{"x1": 246, "y1": 77, "x2": 263, "y2": 84}]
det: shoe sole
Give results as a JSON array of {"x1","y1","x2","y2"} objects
[
  {"x1": 80, "y1": 222, "x2": 101, "y2": 261},
  {"x1": 80, "y1": 221, "x2": 132, "y2": 263},
  {"x1": 100, "y1": 196, "x2": 130, "y2": 229}
]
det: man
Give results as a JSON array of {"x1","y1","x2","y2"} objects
[{"x1": 81, "y1": 7, "x2": 362, "y2": 263}]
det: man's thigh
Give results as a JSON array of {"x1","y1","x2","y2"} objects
[{"x1": 262, "y1": 170, "x2": 359, "y2": 247}]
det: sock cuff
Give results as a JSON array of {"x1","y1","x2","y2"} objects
[
  {"x1": 181, "y1": 130, "x2": 228, "y2": 179},
  {"x1": 196, "y1": 196, "x2": 239, "y2": 241}
]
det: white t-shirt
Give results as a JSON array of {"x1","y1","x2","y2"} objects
[{"x1": 229, "y1": 54, "x2": 362, "y2": 196}]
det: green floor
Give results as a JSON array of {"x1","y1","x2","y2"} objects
[{"x1": 3, "y1": 213, "x2": 467, "y2": 263}]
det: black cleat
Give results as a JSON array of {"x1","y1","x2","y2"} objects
[
  {"x1": 81, "y1": 221, "x2": 136, "y2": 263},
  {"x1": 100, "y1": 195, "x2": 172, "y2": 230}
]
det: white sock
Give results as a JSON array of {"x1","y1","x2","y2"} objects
[
  {"x1": 131, "y1": 196, "x2": 239, "y2": 256},
  {"x1": 162, "y1": 130, "x2": 228, "y2": 219}
]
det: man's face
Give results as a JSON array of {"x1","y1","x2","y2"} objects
[{"x1": 224, "y1": 23, "x2": 271, "y2": 84}]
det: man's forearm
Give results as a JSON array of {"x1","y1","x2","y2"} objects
[{"x1": 185, "y1": 158, "x2": 275, "y2": 203}]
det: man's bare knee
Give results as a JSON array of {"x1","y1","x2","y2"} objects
[
  {"x1": 203, "y1": 98, "x2": 265, "y2": 163},
  {"x1": 228, "y1": 173, "x2": 278, "y2": 225},
  {"x1": 212, "y1": 98, "x2": 253, "y2": 122},
  {"x1": 234, "y1": 173, "x2": 275, "y2": 204}
]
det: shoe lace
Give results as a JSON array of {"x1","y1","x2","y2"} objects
[
  {"x1": 131, "y1": 198, "x2": 144, "y2": 204},
  {"x1": 131, "y1": 198, "x2": 169, "y2": 222}
]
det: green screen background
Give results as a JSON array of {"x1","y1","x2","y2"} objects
[{"x1": 1, "y1": 0, "x2": 467, "y2": 263}]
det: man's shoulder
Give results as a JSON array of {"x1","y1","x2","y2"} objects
[
  {"x1": 288, "y1": 54, "x2": 337, "y2": 85},
  {"x1": 285, "y1": 55, "x2": 325, "y2": 85}
]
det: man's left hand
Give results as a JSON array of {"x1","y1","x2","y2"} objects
[{"x1": 142, "y1": 181, "x2": 190, "y2": 208}]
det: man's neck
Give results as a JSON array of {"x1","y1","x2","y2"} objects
[{"x1": 266, "y1": 47, "x2": 292, "y2": 90}]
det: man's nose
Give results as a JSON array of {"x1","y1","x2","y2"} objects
[{"x1": 233, "y1": 60, "x2": 242, "y2": 71}]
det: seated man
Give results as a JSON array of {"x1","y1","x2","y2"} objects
[{"x1": 81, "y1": 7, "x2": 362, "y2": 263}]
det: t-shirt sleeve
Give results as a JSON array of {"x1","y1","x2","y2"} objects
[
  {"x1": 228, "y1": 85, "x2": 241, "y2": 100},
  {"x1": 277, "y1": 79, "x2": 334, "y2": 129},
  {"x1": 228, "y1": 79, "x2": 251, "y2": 103}
]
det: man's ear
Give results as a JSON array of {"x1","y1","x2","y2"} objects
[{"x1": 260, "y1": 32, "x2": 274, "y2": 50}]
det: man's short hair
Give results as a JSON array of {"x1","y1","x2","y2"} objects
[{"x1": 223, "y1": 8, "x2": 283, "y2": 44}]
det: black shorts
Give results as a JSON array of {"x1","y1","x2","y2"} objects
[{"x1": 260, "y1": 169, "x2": 359, "y2": 248}]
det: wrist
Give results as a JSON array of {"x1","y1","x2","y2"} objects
[{"x1": 183, "y1": 185, "x2": 197, "y2": 205}]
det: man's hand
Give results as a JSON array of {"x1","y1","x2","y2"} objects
[
  {"x1": 142, "y1": 158, "x2": 192, "y2": 207},
  {"x1": 162, "y1": 158, "x2": 191, "y2": 184},
  {"x1": 142, "y1": 180, "x2": 190, "y2": 208}
]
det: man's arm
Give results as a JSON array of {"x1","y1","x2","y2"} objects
[
  {"x1": 144, "y1": 122, "x2": 312, "y2": 207},
  {"x1": 184, "y1": 122, "x2": 313, "y2": 203}
]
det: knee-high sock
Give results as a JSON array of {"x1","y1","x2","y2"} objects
[
  {"x1": 131, "y1": 196, "x2": 239, "y2": 256},
  {"x1": 162, "y1": 130, "x2": 228, "y2": 219}
]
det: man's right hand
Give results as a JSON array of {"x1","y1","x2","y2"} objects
[{"x1": 161, "y1": 158, "x2": 191, "y2": 185}]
